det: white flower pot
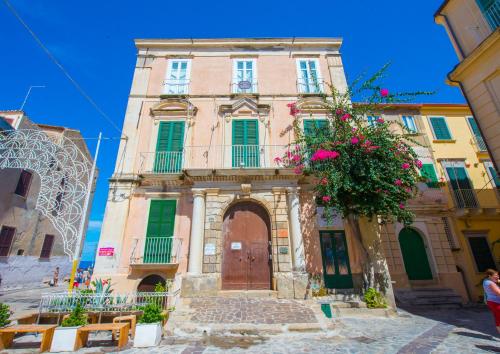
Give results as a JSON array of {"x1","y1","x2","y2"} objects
[
  {"x1": 50, "y1": 326, "x2": 80, "y2": 352},
  {"x1": 133, "y1": 322, "x2": 162, "y2": 347}
]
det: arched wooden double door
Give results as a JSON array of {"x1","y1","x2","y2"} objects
[{"x1": 221, "y1": 202, "x2": 272, "y2": 290}]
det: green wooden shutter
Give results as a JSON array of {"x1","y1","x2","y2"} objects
[
  {"x1": 232, "y1": 120, "x2": 259, "y2": 167},
  {"x1": 144, "y1": 200, "x2": 176, "y2": 263},
  {"x1": 421, "y1": 164, "x2": 438, "y2": 188},
  {"x1": 488, "y1": 166, "x2": 500, "y2": 188},
  {"x1": 430, "y1": 117, "x2": 452, "y2": 140},
  {"x1": 303, "y1": 119, "x2": 327, "y2": 137},
  {"x1": 468, "y1": 117, "x2": 481, "y2": 136},
  {"x1": 154, "y1": 121, "x2": 185, "y2": 173}
]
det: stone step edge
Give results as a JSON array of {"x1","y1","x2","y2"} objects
[{"x1": 166, "y1": 322, "x2": 325, "y2": 336}]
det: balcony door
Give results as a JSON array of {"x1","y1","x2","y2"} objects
[
  {"x1": 444, "y1": 164, "x2": 478, "y2": 208},
  {"x1": 165, "y1": 60, "x2": 190, "y2": 94},
  {"x1": 144, "y1": 200, "x2": 176, "y2": 264},
  {"x1": 297, "y1": 59, "x2": 322, "y2": 94},
  {"x1": 467, "y1": 117, "x2": 487, "y2": 151},
  {"x1": 154, "y1": 121, "x2": 185, "y2": 173},
  {"x1": 233, "y1": 60, "x2": 256, "y2": 94},
  {"x1": 232, "y1": 119, "x2": 259, "y2": 168}
]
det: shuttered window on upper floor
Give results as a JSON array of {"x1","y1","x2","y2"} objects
[
  {"x1": 429, "y1": 117, "x2": 452, "y2": 140},
  {"x1": 420, "y1": 164, "x2": 439, "y2": 188}
]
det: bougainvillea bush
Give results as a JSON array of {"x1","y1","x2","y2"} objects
[
  {"x1": 278, "y1": 66, "x2": 430, "y2": 291},
  {"x1": 280, "y1": 67, "x2": 427, "y2": 225}
]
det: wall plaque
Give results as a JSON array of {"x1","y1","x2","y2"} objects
[
  {"x1": 279, "y1": 246, "x2": 288, "y2": 254},
  {"x1": 204, "y1": 243, "x2": 216, "y2": 256},
  {"x1": 231, "y1": 242, "x2": 242, "y2": 250}
]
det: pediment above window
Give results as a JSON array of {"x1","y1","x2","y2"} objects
[
  {"x1": 150, "y1": 98, "x2": 198, "y2": 117},
  {"x1": 219, "y1": 97, "x2": 270, "y2": 117},
  {"x1": 296, "y1": 97, "x2": 330, "y2": 114}
]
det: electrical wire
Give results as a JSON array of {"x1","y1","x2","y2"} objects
[{"x1": 2, "y1": 0, "x2": 126, "y2": 138}]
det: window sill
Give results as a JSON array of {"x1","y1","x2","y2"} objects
[{"x1": 433, "y1": 139, "x2": 456, "y2": 143}]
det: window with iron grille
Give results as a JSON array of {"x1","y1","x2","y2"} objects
[
  {"x1": 442, "y1": 217, "x2": 460, "y2": 250},
  {"x1": 0, "y1": 226, "x2": 15, "y2": 257},
  {"x1": 14, "y1": 170, "x2": 32, "y2": 198},
  {"x1": 40, "y1": 234, "x2": 55, "y2": 259}
]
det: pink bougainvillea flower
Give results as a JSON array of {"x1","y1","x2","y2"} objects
[
  {"x1": 320, "y1": 177, "x2": 328, "y2": 186},
  {"x1": 415, "y1": 160, "x2": 423, "y2": 169},
  {"x1": 287, "y1": 102, "x2": 300, "y2": 116},
  {"x1": 351, "y1": 127, "x2": 358, "y2": 132},
  {"x1": 293, "y1": 164, "x2": 304, "y2": 175},
  {"x1": 384, "y1": 190, "x2": 389, "y2": 194},
  {"x1": 376, "y1": 117, "x2": 384, "y2": 123},
  {"x1": 335, "y1": 108, "x2": 343, "y2": 115},
  {"x1": 310, "y1": 149, "x2": 340, "y2": 161},
  {"x1": 351, "y1": 137, "x2": 359, "y2": 144},
  {"x1": 292, "y1": 155, "x2": 301, "y2": 162},
  {"x1": 405, "y1": 187, "x2": 412, "y2": 193},
  {"x1": 322, "y1": 196, "x2": 331, "y2": 203},
  {"x1": 394, "y1": 179, "x2": 403, "y2": 186},
  {"x1": 380, "y1": 88, "x2": 389, "y2": 97},
  {"x1": 402, "y1": 163, "x2": 410, "y2": 169},
  {"x1": 274, "y1": 157, "x2": 282, "y2": 164},
  {"x1": 399, "y1": 203, "x2": 405, "y2": 209},
  {"x1": 341, "y1": 113, "x2": 351, "y2": 121}
]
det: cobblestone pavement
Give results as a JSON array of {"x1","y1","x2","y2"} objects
[
  {"x1": 5, "y1": 307, "x2": 500, "y2": 353},
  {"x1": 189, "y1": 297, "x2": 318, "y2": 324}
]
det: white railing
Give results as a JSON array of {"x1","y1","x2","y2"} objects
[
  {"x1": 297, "y1": 78, "x2": 325, "y2": 94},
  {"x1": 231, "y1": 80, "x2": 258, "y2": 94},
  {"x1": 163, "y1": 79, "x2": 190, "y2": 95},
  {"x1": 472, "y1": 135, "x2": 488, "y2": 152},
  {"x1": 482, "y1": 0, "x2": 500, "y2": 30},
  {"x1": 139, "y1": 144, "x2": 306, "y2": 174},
  {"x1": 451, "y1": 188, "x2": 479, "y2": 209},
  {"x1": 130, "y1": 236, "x2": 182, "y2": 265}
]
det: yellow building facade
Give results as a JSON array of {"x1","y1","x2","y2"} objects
[{"x1": 420, "y1": 103, "x2": 500, "y2": 302}]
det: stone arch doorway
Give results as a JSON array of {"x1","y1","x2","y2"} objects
[
  {"x1": 398, "y1": 227, "x2": 433, "y2": 281},
  {"x1": 137, "y1": 274, "x2": 165, "y2": 292},
  {"x1": 221, "y1": 201, "x2": 272, "y2": 290}
]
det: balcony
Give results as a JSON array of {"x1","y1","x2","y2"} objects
[
  {"x1": 130, "y1": 236, "x2": 182, "y2": 270},
  {"x1": 163, "y1": 79, "x2": 190, "y2": 95},
  {"x1": 139, "y1": 145, "x2": 302, "y2": 174},
  {"x1": 450, "y1": 188, "x2": 479, "y2": 209},
  {"x1": 297, "y1": 78, "x2": 325, "y2": 94},
  {"x1": 471, "y1": 135, "x2": 488, "y2": 152},
  {"x1": 231, "y1": 80, "x2": 258, "y2": 94}
]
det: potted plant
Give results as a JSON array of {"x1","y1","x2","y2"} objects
[
  {"x1": 0, "y1": 303, "x2": 11, "y2": 328},
  {"x1": 50, "y1": 303, "x2": 88, "y2": 352},
  {"x1": 133, "y1": 302, "x2": 164, "y2": 347}
]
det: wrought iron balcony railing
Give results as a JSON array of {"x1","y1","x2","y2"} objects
[
  {"x1": 297, "y1": 78, "x2": 325, "y2": 94},
  {"x1": 450, "y1": 188, "x2": 479, "y2": 209},
  {"x1": 163, "y1": 79, "x2": 190, "y2": 95},
  {"x1": 472, "y1": 135, "x2": 488, "y2": 152},
  {"x1": 130, "y1": 236, "x2": 182, "y2": 265},
  {"x1": 231, "y1": 80, "x2": 258, "y2": 94},
  {"x1": 139, "y1": 145, "x2": 306, "y2": 174}
]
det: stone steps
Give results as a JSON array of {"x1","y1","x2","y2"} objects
[
  {"x1": 395, "y1": 287, "x2": 462, "y2": 309},
  {"x1": 217, "y1": 290, "x2": 278, "y2": 298}
]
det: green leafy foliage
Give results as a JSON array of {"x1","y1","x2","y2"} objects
[
  {"x1": 282, "y1": 66, "x2": 430, "y2": 225},
  {"x1": 61, "y1": 303, "x2": 88, "y2": 327},
  {"x1": 139, "y1": 302, "x2": 165, "y2": 324},
  {"x1": 364, "y1": 288, "x2": 387, "y2": 308},
  {"x1": 154, "y1": 282, "x2": 166, "y2": 293},
  {"x1": 0, "y1": 303, "x2": 11, "y2": 327}
]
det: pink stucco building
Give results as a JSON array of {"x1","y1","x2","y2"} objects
[{"x1": 93, "y1": 38, "x2": 468, "y2": 304}]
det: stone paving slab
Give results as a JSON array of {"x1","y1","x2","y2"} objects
[{"x1": 188, "y1": 297, "x2": 318, "y2": 324}]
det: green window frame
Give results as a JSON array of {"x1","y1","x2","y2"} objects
[
  {"x1": 303, "y1": 119, "x2": 328, "y2": 137},
  {"x1": 232, "y1": 119, "x2": 259, "y2": 168},
  {"x1": 154, "y1": 121, "x2": 185, "y2": 173},
  {"x1": 429, "y1": 117, "x2": 452, "y2": 140},
  {"x1": 144, "y1": 200, "x2": 176, "y2": 264},
  {"x1": 420, "y1": 163, "x2": 439, "y2": 188}
]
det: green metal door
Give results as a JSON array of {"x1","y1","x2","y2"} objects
[
  {"x1": 398, "y1": 228, "x2": 433, "y2": 280},
  {"x1": 144, "y1": 200, "x2": 176, "y2": 263},
  {"x1": 319, "y1": 231, "x2": 353, "y2": 289},
  {"x1": 232, "y1": 120, "x2": 259, "y2": 167},
  {"x1": 154, "y1": 121, "x2": 185, "y2": 173}
]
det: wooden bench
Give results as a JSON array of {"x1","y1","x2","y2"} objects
[
  {"x1": 112, "y1": 315, "x2": 136, "y2": 339},
  {"x1": 0, "y1": 324, "x2": 57, "y2": 352},
  {"x1": 75, "y1": 322, "x2": 130, "y2": 350}
]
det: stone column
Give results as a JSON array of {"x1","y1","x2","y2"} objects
[
  {"x1": 287, "y1": 187, "x2": 305, "y2": 271},
  {"x1": 188, "y1": 189, "x2": 206, "y2": 274}
]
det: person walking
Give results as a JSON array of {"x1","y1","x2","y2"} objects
[
  {"x1": 483, "y1": 269, "x2": 500, "y2": 334},
  {"x1": 53, "y1": 267, "x2": 59, "y2": 287}
]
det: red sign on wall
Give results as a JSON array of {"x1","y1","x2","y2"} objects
[{"x1": 98, "y1": 247, "x2": 114, "y2": 256}]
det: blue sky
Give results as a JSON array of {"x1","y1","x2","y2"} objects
[{"x1": 0, "y1": 1, "x2": 464, "y2": 262}]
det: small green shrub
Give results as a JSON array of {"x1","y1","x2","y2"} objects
[
  {"x1": 0, "y1": 303, "x2": 11, "y2": 327},
  {"x1": 364, "y1": 288, "x2": 387, "y2": 309},
  {"x1": 139, "y1": 303, "x2": 164, "y2": 324},
  {"x1": 61, "y1": 303, "x2": 88, "y2": 327},
  {"x1": 154, "y1": 282, "x2": 166, "y2": 293}
]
